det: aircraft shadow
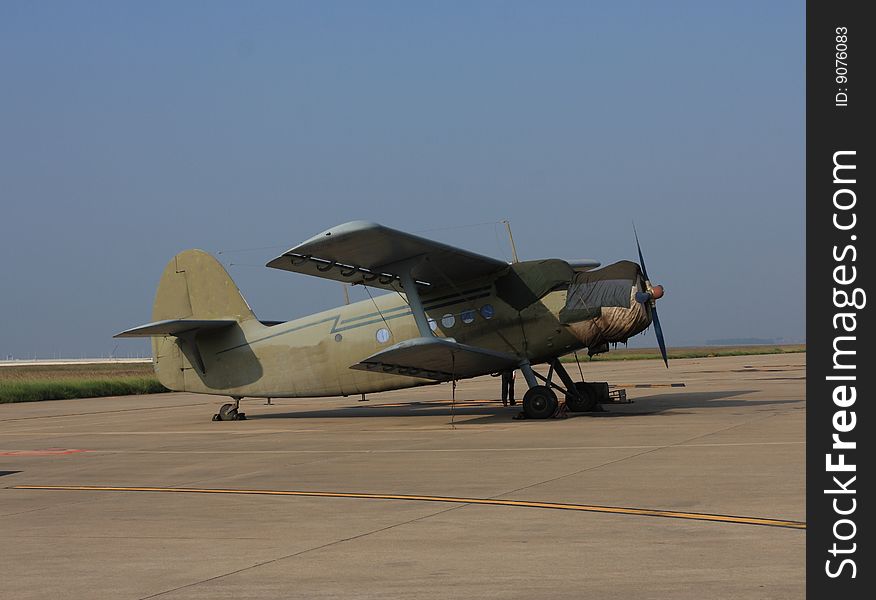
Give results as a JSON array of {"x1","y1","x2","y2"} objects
[
  {"x1": 580, "y1": 390, "x2": 799, "y2": 418},
  {"x1": 251, "y1": 402, "x2": 518, "y2": 422},
  {"x1": 248, "y1": 389, "x2": 797, "y2": 423}
]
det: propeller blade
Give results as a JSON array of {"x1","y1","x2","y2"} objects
[
  {"x1": 651, "y1": 306, "x2": 668, "y2": 368},
  {"x1": 633, "y1": 223, "x2": 667, "y2": 367},
  {"x1": 633, "y1": 223, "x2": 650, "y2": 282}
]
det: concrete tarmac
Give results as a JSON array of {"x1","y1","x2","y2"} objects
[{"x1": 0, "y1": 353, "x2": 805, "y2": 599}]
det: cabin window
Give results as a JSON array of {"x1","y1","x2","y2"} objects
[
  {"x1": 376, "y1": 328, "x2": 391, "y2": 344},
  {"x1": 334, "y1": 333, "x2": 343, "y2": 342},
  {"x1": 461, "y1": 309, "x2": 476, "y2": 324},
  {"x1": 441, "y1": 313, "x2": 456, "y2": 328},
  {"x1": 480, "y1": 304, "x2": 495, "y2": 320}
]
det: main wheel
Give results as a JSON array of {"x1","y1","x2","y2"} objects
[
  {"x1": 566, "y1": 382, "x2": 598, "y2": 412},
  {"x1": 522, "y1": 386, "x2": 558, "y2": 419}
]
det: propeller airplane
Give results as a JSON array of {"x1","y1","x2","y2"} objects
[{"x1": 116, "y1": 221, "x2": 668, "y2": 421}]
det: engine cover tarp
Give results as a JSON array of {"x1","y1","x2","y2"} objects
[{"x1": 560, "y1": 260, "x2": 641, "y2": 323}]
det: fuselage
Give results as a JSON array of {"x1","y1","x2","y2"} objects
[{"x1": 152, "y1": 267, "x2": 652, "y2": 398}]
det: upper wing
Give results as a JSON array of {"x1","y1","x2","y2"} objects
[{"x1": 266, "y1": 221, "x2": 508, "y2": 292}]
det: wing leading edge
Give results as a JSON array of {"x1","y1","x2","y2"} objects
[{"x1": 266, "y1": 221, "x2": 508, "y2": 292}]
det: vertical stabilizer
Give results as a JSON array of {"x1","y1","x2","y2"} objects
[
  {"x1": 152, "y1": 249, "x2": 254, "y2": 323},
  {"x1": 150, "y1": 250, "x2": 257, "y2": 390}
]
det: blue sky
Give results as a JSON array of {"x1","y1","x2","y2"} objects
[{"x1": 0, "y1": 1, "x2": 804, "y2": 358}]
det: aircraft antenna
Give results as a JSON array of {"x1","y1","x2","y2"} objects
[{"x1": 502, "y1": 220, "x2": 520, "y2": 263}]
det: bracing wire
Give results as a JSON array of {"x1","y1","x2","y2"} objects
[
  {"x1": 431, "y1": 253, "x2": 523, "y2": 356},
  {"x1": 364, "y1": 285, "x2": 393, "y2": 337},
  {"x1": 216, "y1": 244, "x2": 291, "y2": 255},
  {"x1": 431, "y1": 261, "x2": 483, "y2": 308}
]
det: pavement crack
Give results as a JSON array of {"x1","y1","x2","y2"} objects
[
  {"x1": 137, "y1": 504, "x2": 464, "y2": 599},
  {"x1": 493, "y1": 411, "x2": 785, "y2": 499}
]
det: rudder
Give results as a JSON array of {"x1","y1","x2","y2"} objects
[{"x1": 152, "y1": 249, "x2": 255, "y2": 323}]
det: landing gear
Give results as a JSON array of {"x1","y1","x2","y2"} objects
[
  {"x1": 517, "y1": 359, "x2": 602, "y2": 418},
  {"x1": 212, "y1": 397, "x2": 246, "y2": 421},
  {"x1": 522, "y1": 385, "x2": 558, "y2": 419}
]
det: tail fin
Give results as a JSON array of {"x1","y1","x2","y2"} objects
[
  {"x1": 152, "y1": 249, "x2": 255, "y2": 323},
  {"x1": 116, "y1": 250, "x2": 259, "y2": 391}
]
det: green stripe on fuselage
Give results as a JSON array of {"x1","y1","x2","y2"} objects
[{"x1": 217, "y1": 285, "x2": 493, "y2": 354}]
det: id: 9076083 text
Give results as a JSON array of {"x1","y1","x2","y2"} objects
[{"x1": 835, "y1": 27, "x2": 849, "y2": 107}]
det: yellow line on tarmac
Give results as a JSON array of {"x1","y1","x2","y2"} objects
[{"x1": 12, "y1": 485, "x2": 805, "y2": 530}]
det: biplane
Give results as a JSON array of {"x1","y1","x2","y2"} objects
[{"x1": 117, "y1": 221, "x2": 667, "y2": 420}]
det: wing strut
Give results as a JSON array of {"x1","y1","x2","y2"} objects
[{"x1": 398, "y1": 268, "x2": 434, "y2": 338}]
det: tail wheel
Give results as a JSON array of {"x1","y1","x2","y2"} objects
[
  {"x1": 216, "y1": 403, "x2": 246, "y2": 421},
  {"x1": 522, "y1": 386, "x2": 558, "y2": 419},
  {"x1": 565, "y1": 382, "x2": 598, "y2": 412}
]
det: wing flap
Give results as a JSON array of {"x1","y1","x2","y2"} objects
[
  {"x1": 350, "y1": 336, "x2": 520, "y2": 381},
  {"x1": 267, "y1": 221, "x2": 508, "y2": 292}
]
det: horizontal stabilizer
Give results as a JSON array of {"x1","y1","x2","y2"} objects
[
  {"x1": 113, "y1": 319, "x2": 236, "y2": 338},
  {"x1": 351, "y1": 336, "x2": 520, "y2": 381}
]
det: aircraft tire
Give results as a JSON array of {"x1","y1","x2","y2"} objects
[
  {"x1": 217, "y1": 403, "x2": 238, "y2": 421},
  {"x1": 523, "y1": 386, "x2": 558, "y2": 419},
  {"x1": 566, "y1": 383, "x2": 598, "y2": 412}
]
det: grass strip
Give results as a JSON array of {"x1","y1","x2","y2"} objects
[
  {"x1": 562, "y1": 345, "x2": 806, "y2": 363},
  {"x1": 0, "y1": 376, "x2": 168, "y2": 403}
]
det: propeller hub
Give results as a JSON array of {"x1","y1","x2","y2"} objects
[{"x1": 635, "y1": 283, "x2": 664, "y2": 304}]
